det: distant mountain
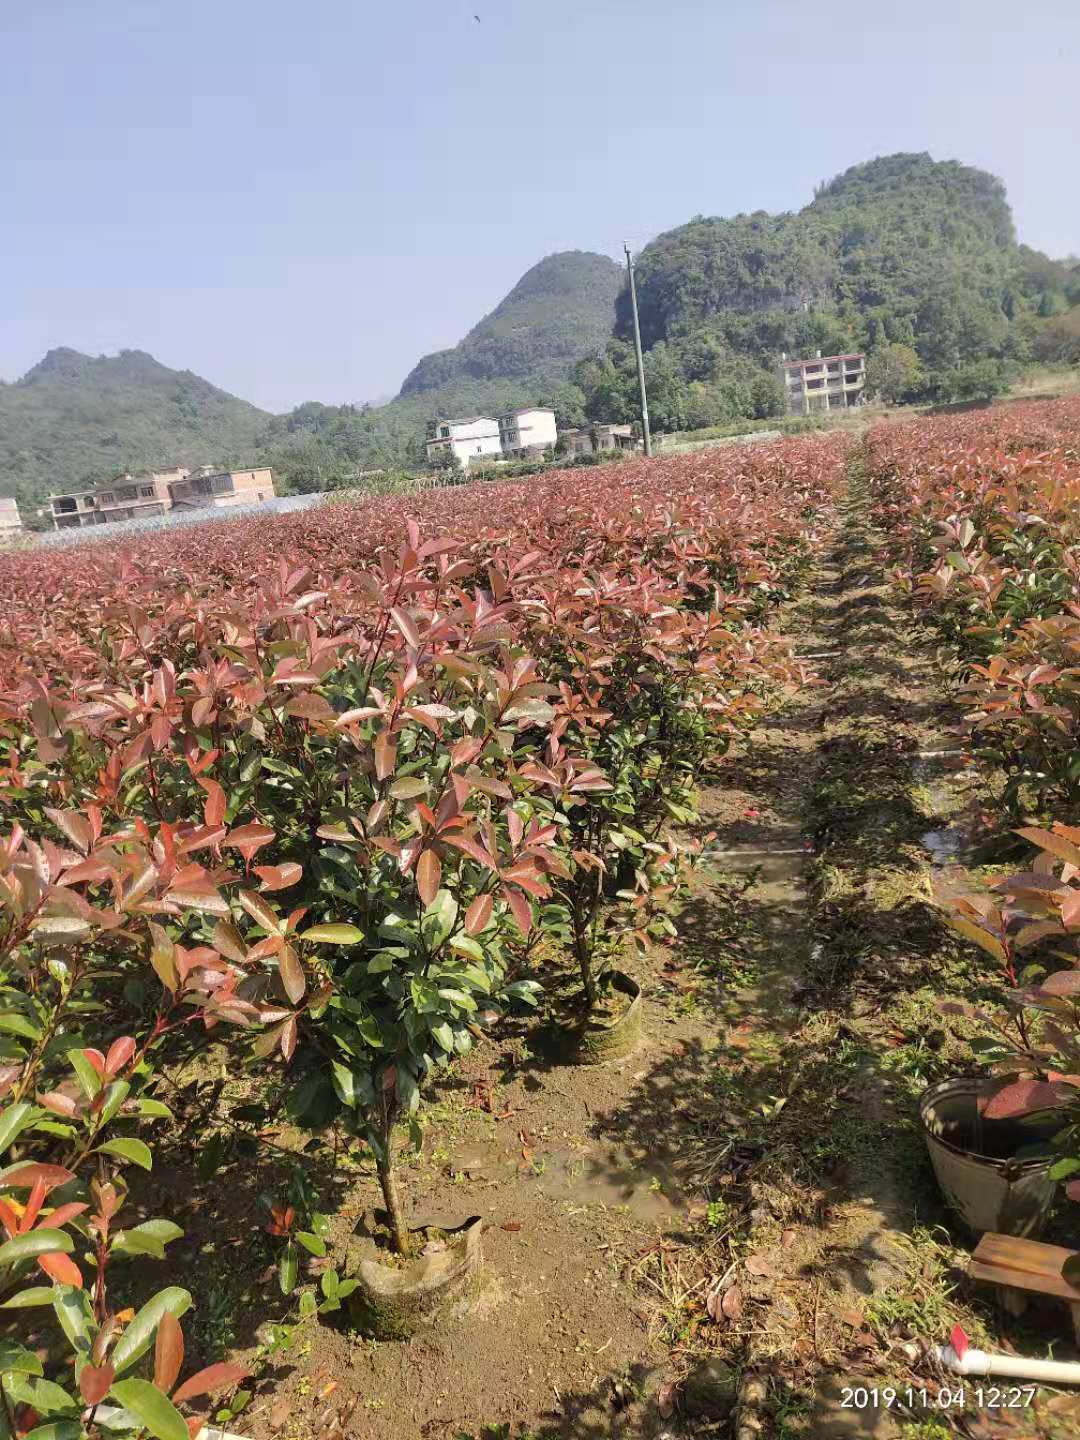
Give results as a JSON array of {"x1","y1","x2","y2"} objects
[
  {"x1": 397, "y1": 250, "x2": 622, "y2": 403},
  {"x1": 0, "y1": 348, "x2": 269, "y2": 502}
]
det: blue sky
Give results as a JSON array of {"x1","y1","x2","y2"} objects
[{"x1": 2, "y1": 0, "x2": 1078, "y2": 412}]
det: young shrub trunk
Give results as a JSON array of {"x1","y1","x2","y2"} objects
[
  {"x1": 377, "y1": 1150, "x2": 411, "y2": 1257},
  {"x1": 374, "y1": 1099, "x2": 411, "y2": 1256}
]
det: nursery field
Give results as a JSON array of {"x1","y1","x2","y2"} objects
[{"x1": 2, "y1": 415, "x2": 1080, "y2": 1440}]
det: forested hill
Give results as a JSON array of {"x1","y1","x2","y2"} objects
[
  {"x1": 0, "y1": 349, "x2": 270, "y2": 503},
  {"x1": 398, "y1": 251, "x2": 622, "y2": 399},
  {"x1": 572, "y1": 153, "x2": 1080, "y2": 430}
]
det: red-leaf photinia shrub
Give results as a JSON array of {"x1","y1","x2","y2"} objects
[
  {"x1": 0, "y1": 434, "x2": 843, "y2": 1370},
  {"x1": 865, "y1": 396, "x2": 1080, "y2": 1270}
]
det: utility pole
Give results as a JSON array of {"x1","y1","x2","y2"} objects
[{"x1": 624, "y1": 241, "x2": 652, "y2": 457}]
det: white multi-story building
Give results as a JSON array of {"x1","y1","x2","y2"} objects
[
  {"x1": 0, "y1": 498, "x2": 22, "y2": 534},
  {"x1": 779, "y1": 351, "x2": 866, "y2": 415},
  {"x1": 497, "y1": 407, "x2": 557, "y2": 457},
  {"x1": 425, "y1": 417, "x2": 503, "y2": 468}
]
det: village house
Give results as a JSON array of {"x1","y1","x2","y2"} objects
[
  {"x1": 779, "y1": 351, "x2": 866, "y2": 415},
  {"x1": 559, "y1": 423, "x2": 637, "y2": 458},
  {"x1": 0, "y1": 498, "x2": 23, "y2": 534},
  {"x1": 425, "y1": 417, "x2": 503, "y2": 468},
  {"x1": 168, "y1": 466, "x2": 275, "y2": 511},
  {"x1": 49, "y1": 465, "x2": 276, "y2": 529},
  {"x1": 497, "y1": 407, "x2": 557, "y2": 458}
]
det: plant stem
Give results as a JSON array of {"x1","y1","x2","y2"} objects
[{"x1": 377, "y1": 1151, "x2": 411, "y2": 1257}]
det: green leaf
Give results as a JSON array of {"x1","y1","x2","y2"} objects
[
  {"x1": 67, "y1": 1049, "x2": 102, "y2": 1099},
  {"x1": 300, "y1": 924, "x2": 365, "y2": 945},
  {"x1": 0, "y1": 1230, "x2": 73, "y2": 1267},
  {"x1": 421, "y1": 891, "x2": 457, "y2": 950},
  {"x1": 320, "y1": 1268, "x2": 339, "y2": 1299},
  {"x1": 98, "y1": 1080, "x2": 130, "y2": 1126},
  {"x1": 449, "y1": 936, "x2": 485, "y2": 963},
  {"x1": 0, "y1": 1014, "x2": 41, "y2": 1041},
  {"x1": 97, "y1": 1138, "x2": 152, "y2": 1171},
  {"x1": 279, "y1": 1240, "x2": 299, "y2": 1295},
  {"x1": 330, "y1": 1061, "x2": 372, "y2": 1109},
  {"x1": 430, "y1": 1022, "x2": 455, "y2": 1053},
  {"x1": 2, "y1": 1375, "x2": 78, "y2": 1416},
  {"x1": 0, "y1": 1286, "x2": 54, "y2": 1308},
  {"x1": 22, "y1": 1423, "x2": 82, "y2": 1440},
  {"x1": 109, "y1": 1379, "x2": 189, "y2": 1440},
  {"x1": 111, "y1": 1220, "x2": 184, "y2": 1260},
  {"x1": 50, "y1": 1285, "x2": 93, "y2": 1354},
  {"x1": 298, "y1": 1290, "x2": 317, "y2": 1319},
  {"x1": 136, "y1": 1099, "x2": 173, "y2": 1120},
  {"x1": 0, "y1": 1342, "x2": 43, "y2": 1375},
  {"x1": 110, "y1": 1288, "x2": 192, "y2": 1374},
  {"x1": 0, "y1": 1103, "x2": 34, "y2": 1156},
  {"x1": 1049, "y1": 1156, "x2": 1080, "y2": 1180},
  {"x1": 295, "y1": 1232, "x2": 326, "y2": 1258}
]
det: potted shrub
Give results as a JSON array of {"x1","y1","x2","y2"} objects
[{"x1": 930, "y1": 822, "x2": 1080, "y2": 1248}]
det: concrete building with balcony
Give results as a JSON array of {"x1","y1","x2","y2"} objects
[
  {"x1": 559, "y1": 423, "x2": 637, "y2": 458},
  {"x1": 167, "y1": 466, "x2": 275, "y2": 511},
  {"x1": 780, "y1": 351, "x2": 866, "y2": 415},
  {"x1": 49, "y1": 465, "x2": 276, "y2": 528},
  {"x1": 49, "y1": 469, "x2": 177, "y2": 528},
  {"x1": 425, "y1": 417, "x2": 504, "y2": 468},
  {"x1": 497, "y1": 407, "x2": 557, "y2": 458},
  {"x1": 0, "y1": 498, "x2": 22, "y2": 534}
]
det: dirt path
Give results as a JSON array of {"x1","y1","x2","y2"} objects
[{"x1": 699, "y1": 475, "x2": 1080, "y2": 1439}]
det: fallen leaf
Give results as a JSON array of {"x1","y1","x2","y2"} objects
[
  {"x1": 657, "y1": 1382, "x2": 676, "y2": 1419},
  {"x1": 744, "y1": 1253, "x2": 774, "y2": 1277},
  {"x1": 269, "y1": 1396, "x2": 291, "y2": 1431},
  {"x1": 840, "y1": 1308, "x2": 864, "y2": 1328},
  {"x1": 721, "y1": 1285, "x2": 743, "y2": 1320},
  {"x1": 781, "y1": 1228, "x2": 797, "y2": 1249},
  {"x1": 501, "y1": 1220, "x2": 523, "y2": 1232},
  {"x1": 850, "y1": 1330, "x2": 877, "y2": 1350}
]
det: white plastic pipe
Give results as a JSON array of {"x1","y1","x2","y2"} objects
[{"x1": 933, "y1": 1344, "x2": 1080, "y2": 1386}]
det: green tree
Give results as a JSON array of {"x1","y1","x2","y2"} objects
[{"x1": 865, "y1": 343, "x2": 924, "y2": 404}]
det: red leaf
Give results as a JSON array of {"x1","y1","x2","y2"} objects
[
  {"x1": 154, "y1": 1309, "x2": 185, "y2": 1396},
  {"x1": 105, "y1": 1036, "x2": 136, "y2": 1076},
  {"x1": 200, "y1": 780, "x2": 226, "y2": 829},
  {"x1": 171, "y1": 1362, "x2": 250, "y2": 1405},
  {"x1": 389, "y1": 607, "x2": 421, "y2": 650},
  {"x1": 278, "y1": 945, "x2": 306, "y2": 1005},
  {"x1": 374, "y1": 733, "x2": 397, "y2": 781},
  {"x1": 502, "y1": 885, "x2": 532, "y2": 936},
  {"x1": 950, "y1": 1323, "x2": 969, "y2": 1360},
  {"x1": 981, "y1": 1078, "x2": 1071, "y2": 1119},
  {"x1": 79, "y1": 1364, "x2": 115, "y2": 1405},
  {"x1": 224, "y1": 824, "x2": 276, "y2": 865},
  {"x1": 255, "y1": 863, "x2": 303, "y2": 893},
  {"x1": 37, "y1": 1252, "x2": 82, "y2": 1287},
  {"x1": 416, "y1": 850, "x2": 442, "y2": 908},
  {"x1": 464, "y1": 893, "x2": 493, "y2": 935},
  {"x1": 2, "y1": 1162, "x2": 76, "y2": 1189}
]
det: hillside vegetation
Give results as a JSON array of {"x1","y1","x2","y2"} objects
[
  {"x1": 574, "y1": 153, "x2": 1080, "y2": 430},
  {"x1": 0, "y1": 348, "x2": 269, "y2": 505}
]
